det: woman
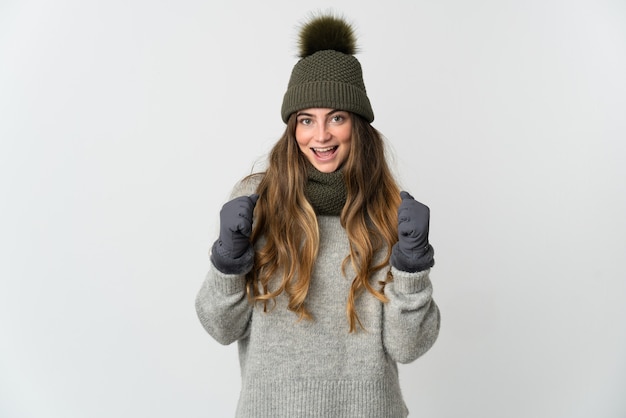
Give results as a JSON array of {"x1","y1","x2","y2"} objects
[{"x1": 196, "y1": 13, "x2": 440, "y2": 418}]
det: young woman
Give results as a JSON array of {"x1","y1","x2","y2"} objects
[{"x1": 196, "y1": 13, "x2": 440, "y2": 418}]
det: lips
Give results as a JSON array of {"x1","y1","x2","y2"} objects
[{"x1": 311, "y1": 146, "x2": 338, "y2": 159}]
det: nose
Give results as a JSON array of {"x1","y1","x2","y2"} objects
[{"x1": 316, "y1": 123, "x2": 331, "y2": 142}]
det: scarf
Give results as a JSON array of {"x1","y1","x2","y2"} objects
[{"x1": 305, "y1": 164, "x2": 347, "y2": 216}]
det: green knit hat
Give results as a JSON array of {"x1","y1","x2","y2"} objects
[{"x1": 281, "y1": 14, "x2": 374, "y2": 123}]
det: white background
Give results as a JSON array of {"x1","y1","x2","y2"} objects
[{"x1": 1, "y1": 0, "x2": 625, "y2": 417}]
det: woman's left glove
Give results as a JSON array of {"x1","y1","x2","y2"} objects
[{"x1": 390, "y1": 191, "x2": 435, "y2": 272}]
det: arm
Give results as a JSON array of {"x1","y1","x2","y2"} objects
[
  {"x1": 383, "y1": 191, "x2": 440, "y2": 363},
  {"x1": 195, "y1": 204, "x2": 256, "y2": 345},
  {"x1": 195, "y1": 178, "x2": 260, "y2": 345},
  {"x1": 195, "y1": 260, "x2": 253, "y2": 345},
  {"x1": 383, "y1": 267, "x2": 440, "y2": 364}
]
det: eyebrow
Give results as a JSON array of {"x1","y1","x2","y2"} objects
[{"x1": 296, "y1": 109, "x2": 344, "y2": 117}]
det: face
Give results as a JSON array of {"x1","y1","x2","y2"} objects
[{"x1": 294, "y1": 108, "x2": 352, "y2": 173}]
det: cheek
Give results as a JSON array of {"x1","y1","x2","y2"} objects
[
  {"x1": 339, "y1": 126, "x2": 352, "y2": 146},
  {"x1": 341, "y1": 142, "x2": 352, "y2": 160},
  {"x1": 295, "y1": 138, "x2": 308, "y2": 153},
  {"x1": 294, "y1": 127, "x2": 308, "y2": 148}
]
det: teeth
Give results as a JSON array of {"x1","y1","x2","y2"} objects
[{"x1": 313, "y1": 146, "x2": 336, "y2": 152}]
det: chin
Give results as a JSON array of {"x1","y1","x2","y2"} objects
[{"x1": 314, "y1": 163, "x2": 340, "y2": 173}]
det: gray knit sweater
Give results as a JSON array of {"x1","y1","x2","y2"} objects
[{"x1": 195, "y1": 178, "x2": 440, "y2": 417}]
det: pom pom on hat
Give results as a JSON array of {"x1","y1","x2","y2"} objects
[
  {"x1": 297, "y1": 14, "x2": 358, "y2": 57},
  {"x1": 281, "y1": 12, "x2": 374, "y2": 123}
]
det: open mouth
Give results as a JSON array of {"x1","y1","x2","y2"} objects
[{"x1": 311, "y1": 146, "x2": 338, "y2": 159}]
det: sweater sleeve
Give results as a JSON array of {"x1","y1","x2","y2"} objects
[
  {"x1": 195, "y1": 176, "x2": 261, "y2": 345},
  {"x1": 195, "y1": 260, "x2": 253, "y2": 345},
  {"x1": 382, "y1": 267, "x2": 440, "y2": 364}
]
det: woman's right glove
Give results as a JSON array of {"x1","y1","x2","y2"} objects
[{"x1": 211, "y1": 194, "x2": 259, "y2": 274}]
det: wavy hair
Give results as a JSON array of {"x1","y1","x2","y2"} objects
[{"x1": 246, "y1": 113, "x2": 401, "y2": 332}]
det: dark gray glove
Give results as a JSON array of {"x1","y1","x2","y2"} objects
[
  {"x1": 211, "y1": 194, "x2": 258, "y2": 274},
  {"x1": 216, "y1": 194, "x2": 259, "y2": 258},
  {"x1": 390, "y1": 191, "x2": 435, "y2": 272}
]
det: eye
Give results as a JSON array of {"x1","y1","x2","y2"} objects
[
  {"x1": 330, "y1": 113, "x2": 347, "y2": 123},
  {"x1": 298, "y1": 118, "x2": 312, "y2": 126}
]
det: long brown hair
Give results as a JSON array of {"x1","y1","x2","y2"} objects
[{"x1": 246, "y1": 113, "x2": 401, "y2": 332}]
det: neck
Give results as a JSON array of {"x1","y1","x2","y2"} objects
[{"x1": 304, "y1": 163, "x2": 347, "y2": 216}]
